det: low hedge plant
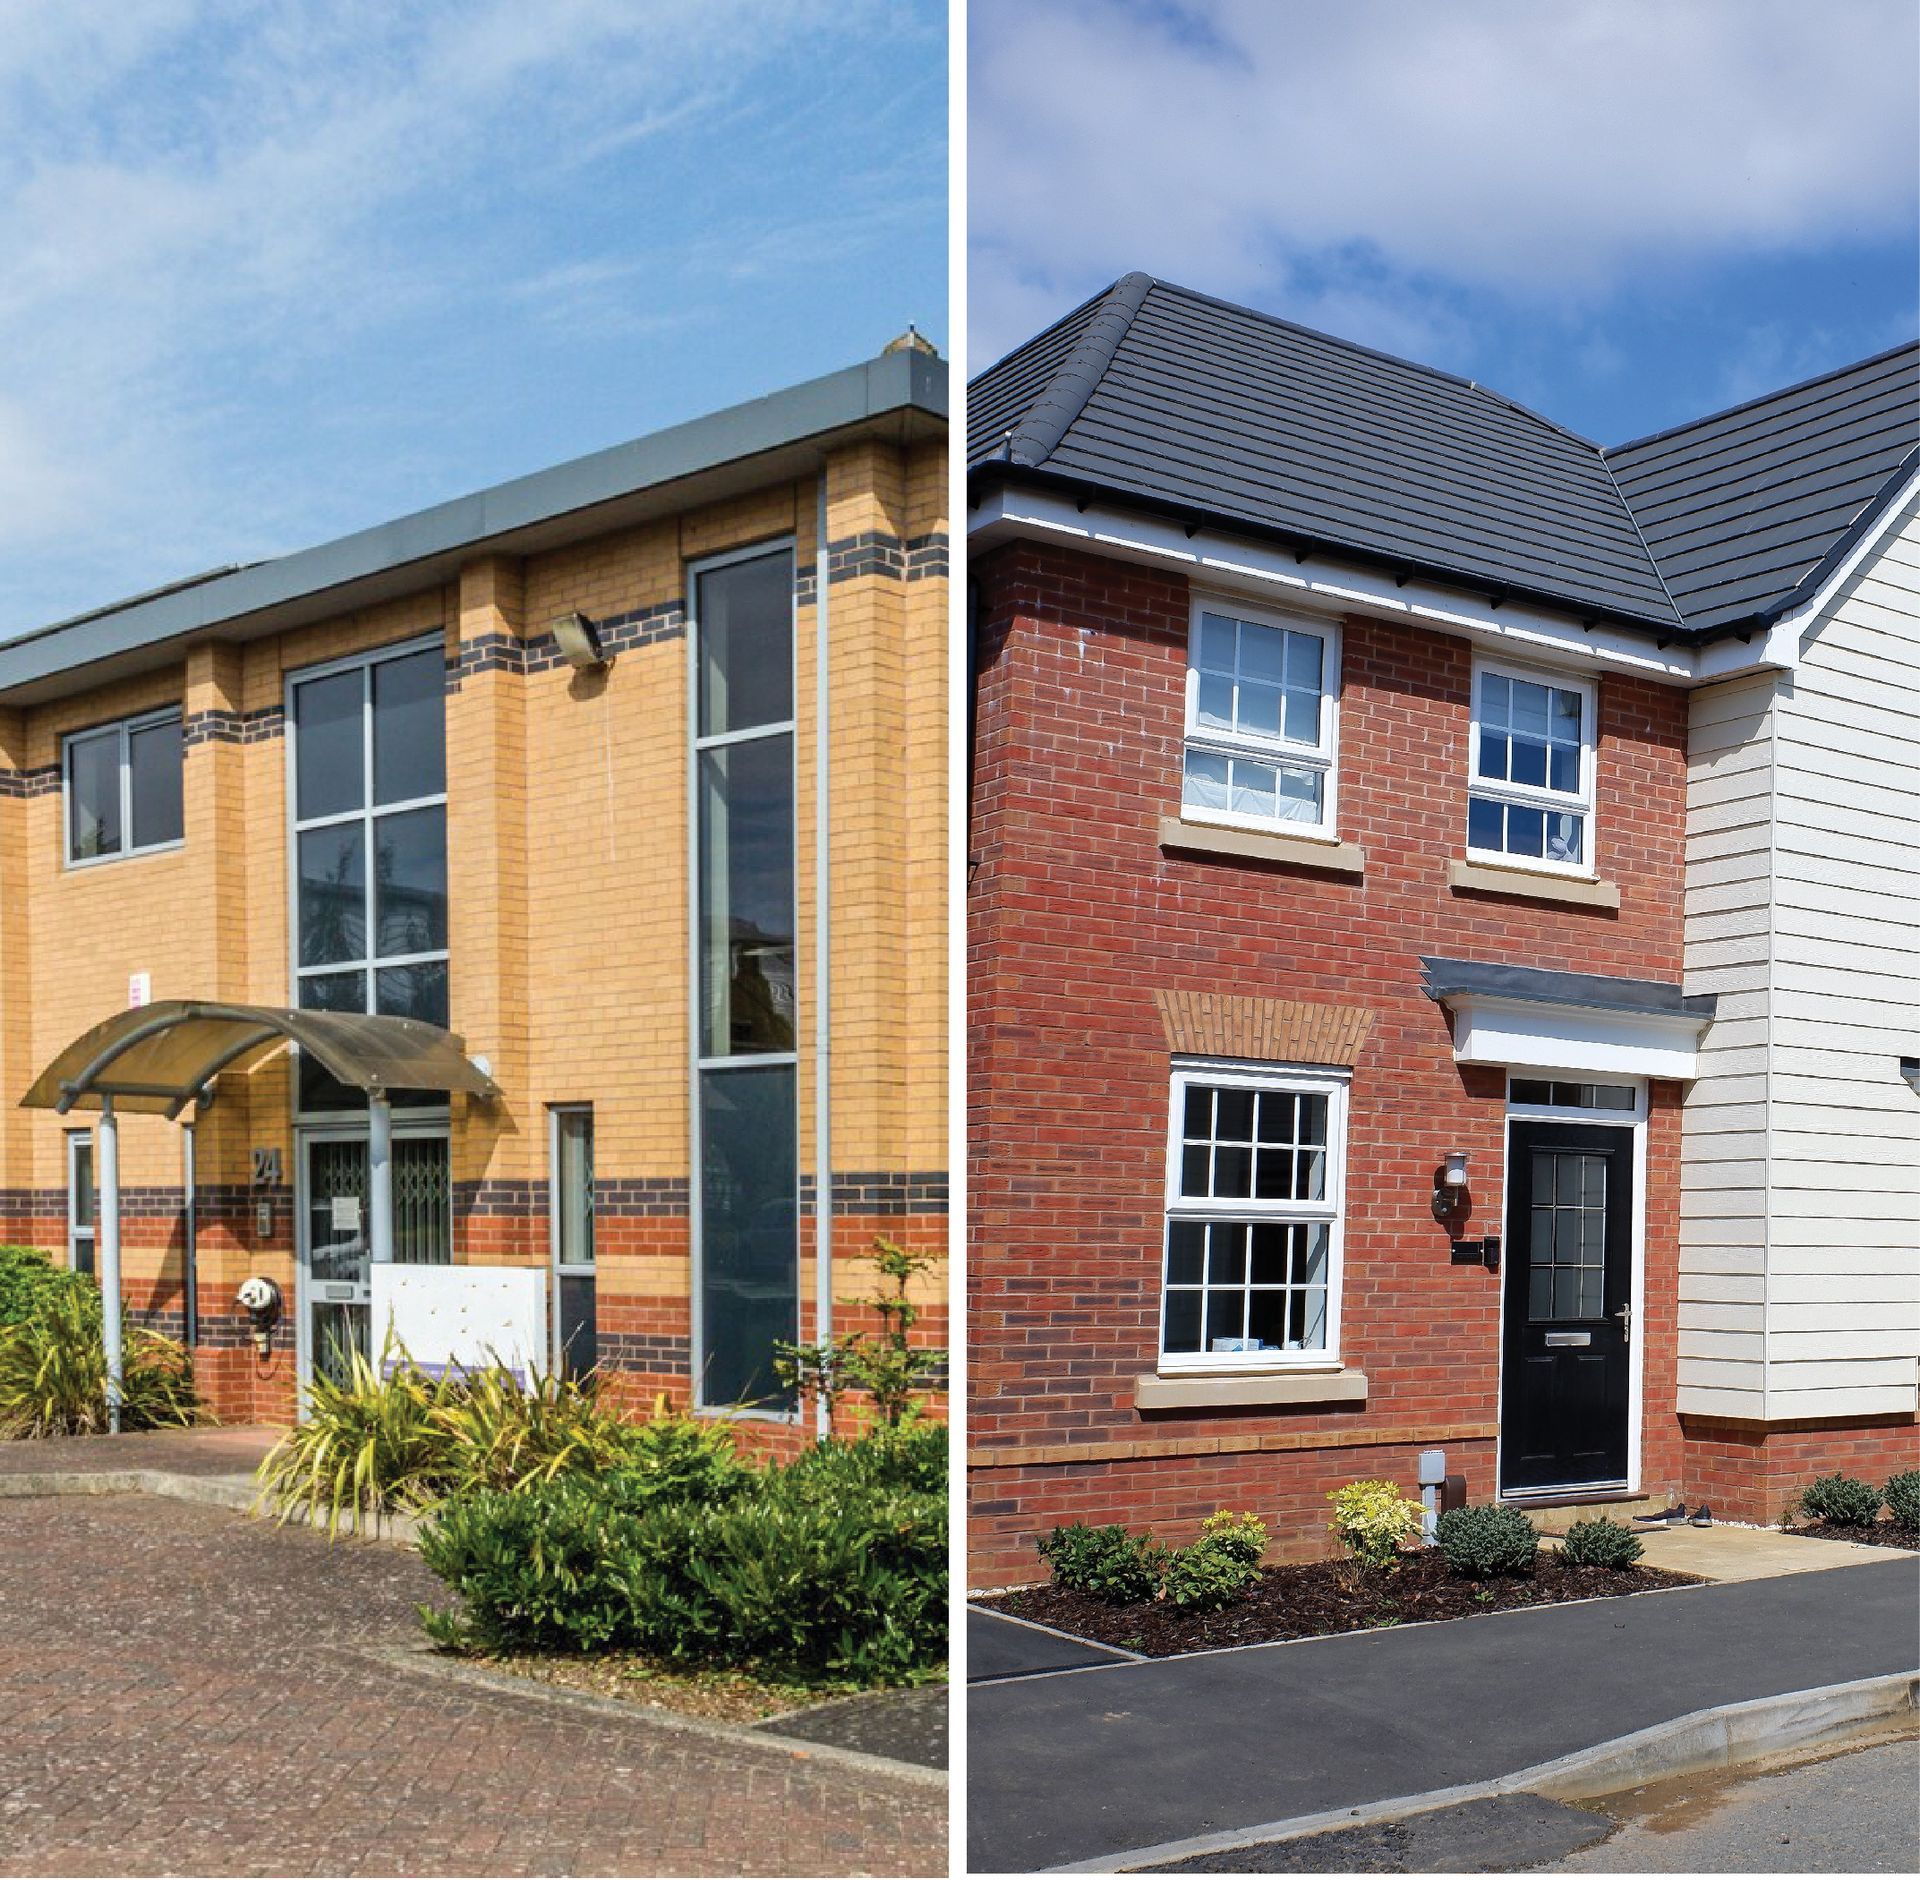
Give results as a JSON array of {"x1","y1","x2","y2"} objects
[
  {"x1": 1035, "y1": 1521, "x2": 1164, "y2": 1603},
  {"x1": 1559, "y1": 1516, "x2": 1644, "y2": 1570},
  {"x1": 1797, "y1": 1473, "x2": 1882, "y2": 1528},
  {"x1": 1883, "y1": 1471, "x2": 1920, "y2": 1539},
  {"x1": 1436, "y1": 1504, "x2": 1540, "y2": 1578},
  {"x1": 0, "y1": 1279, "x2": 202, "y2": 1437},
  {"x1": 419, "y1": 1428, "x2": 948, "y2": 1686}
]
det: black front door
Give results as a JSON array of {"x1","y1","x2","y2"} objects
[{"x1": 1500, "y1": 1121, "x2": 1632, "y2": 1493}]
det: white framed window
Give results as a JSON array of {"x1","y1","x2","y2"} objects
[
  {"x1": 66, "y1": 1131, "x2": 95, "y2": 1278},
  {"x1": 63, "y1": 708, "x2": 184, "y2": 865},
  {"x1": 1180, "y1": 596, "x2": 1338, "y2": 836},
  {"x1": 1467, "y1": 660, "x2": 1595, "y2": 875},
  {"x1": 1160, "y1": 1059, "x2": 1348, "y2": 1370},
  {"x1": 549, "y1": 1106, "x2": 597, "y2": 1376}
]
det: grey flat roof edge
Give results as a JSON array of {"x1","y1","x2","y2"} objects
[
  {"x1": 1420, "y1": 955, "x2": 1716, "y2": 1021},
  {"x1": 0, "y1": 349, "x2": 945, "y2": 695}
]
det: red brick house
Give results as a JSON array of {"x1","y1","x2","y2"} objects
[{"x1": 966, "y1": 273, "x2": 1919, "y2": 1586}]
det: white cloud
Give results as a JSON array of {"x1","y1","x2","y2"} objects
[
  {"x1": 970, "y1": 0, "x2": 1920, "y2": 360},
  {"x1": 0, "y1": 0, "x2": 905, "y2": 632}
]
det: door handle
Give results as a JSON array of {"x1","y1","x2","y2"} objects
[{"x1": 1615, "y1": 1301, "x2": 1632, "y2": 1345}]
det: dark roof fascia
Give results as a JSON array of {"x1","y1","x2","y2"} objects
[
  {"x1": 0, "y1": 349, "x2": 946, "y2": 704},
  {"x1": 1420, "y1": 955, "x2": 1716, "y2": 1021},
  {"x1": 1678, "y1": 442, "x2": 1920, "y2": 645},
  {"x1": 971, "y1": 458, "x2": 1689, "y2": 643}
]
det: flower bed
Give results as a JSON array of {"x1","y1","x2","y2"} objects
[
  {"x1": 1782, "y1": 1520, "x2": 1919, "y2": 1552},
  {"x1": 978, "y1": 1547, "x2": 1700, "y2": 1657}
]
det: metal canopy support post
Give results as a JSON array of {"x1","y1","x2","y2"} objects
[
  {"x1": 181, "y1": 1120, "x2": 198, "y2": 1348},
  {"x1": 368, "y1": 1096, "x2": 394, "y2": 1269},
  {"x1": 97, "y1": 1095, "x2": 122, "y2": 1433}
]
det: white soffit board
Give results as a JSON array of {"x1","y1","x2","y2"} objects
[
  {"x1": 1449, "y1": 995, "x2": 1706, "y2": 1080},
  {"x1": 969, "y1": 486, "x2": 1755, "y2": 684}
]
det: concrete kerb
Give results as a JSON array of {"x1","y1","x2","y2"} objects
[
  {"x1": 364, "y1": 1643, "x2": 951, "y2": 1791},
  {"x1": 0, "y1": 1466, "x2": 425, "y2": 1543},
  {"x1": 1044, "y1": 1672, "x2": 1920, "y2": 1873}
]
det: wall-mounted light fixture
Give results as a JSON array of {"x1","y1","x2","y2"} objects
[
  {"x1": 1431, "y1": 1148, "x2": 1470, "y2": 1224},
  {"x1": 550, "y1": 611, "x2": 608, "y2": 671}
]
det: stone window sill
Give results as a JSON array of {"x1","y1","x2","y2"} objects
[
  {"x1": 1448, "y1": 859, "x2": 1621, "y2": 910},
  {"x1": 1158, "y1": 815, "x2": 1366, "y2": 877},
  {"x1": 1135, "y1": 1368, "x2": 1369, "y2": 1411}
]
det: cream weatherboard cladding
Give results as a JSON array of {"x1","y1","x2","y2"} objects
[{"x1": 1680, "y1": 490, "x2": 1920, "y2": 1422}]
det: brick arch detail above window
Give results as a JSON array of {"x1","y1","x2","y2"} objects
[{"x1": 1152, "y1": 990, "x2": 1374, "y2": 1068}]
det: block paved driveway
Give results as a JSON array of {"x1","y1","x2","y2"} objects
[{"x1": 0, "y1": 1493, "x2": 944, "y2": 1877}]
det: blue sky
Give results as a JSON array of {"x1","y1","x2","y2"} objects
[
  {"x1": 0, "y1": 0, "x2": 946, "y2": 639},
  {"x1": 971, "y1": 0, "x2": 1918, "y2": 445}
]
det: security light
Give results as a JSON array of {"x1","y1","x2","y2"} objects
[
  {"x1": 551, "y1": 611, "x2": 608, "y2": 670},
  {"x1": 1442, "y1": 1149, "x2": 1470, "y2": 1187}
]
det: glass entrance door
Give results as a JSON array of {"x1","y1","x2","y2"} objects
[
  {"x1": 303, "y1": 1134, "x2": 370, "y2": 1389},
  {"x1": 299, "y1": 1129, "x2": 452, "y2": 1395}
]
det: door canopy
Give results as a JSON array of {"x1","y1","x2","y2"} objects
[{"x1": 21, "y1": 1000, "x2": 500, "y2": 1118}]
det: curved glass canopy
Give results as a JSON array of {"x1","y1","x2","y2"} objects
[{"x1": 21, "y1": 1000, "x2": 499, "y2": 1117}]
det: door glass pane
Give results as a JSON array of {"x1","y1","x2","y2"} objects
[
  {"x1": 697, "y1": 735, "x2": 795, "y2": 1056},
  {"x1": 372, "y1": 649, "x2": 445, "y2": 805},
  {"x1": 298, "y1": 825, "x2": 366, "y2": 966},
  {"x1": 294, "y1": 670, "x2": 364, "y2": 819},
  {"x1": 306, "y1": 1140, "x2": 368, "y2": 1286},
  {"x1": 697, "y1": 1064, "x2": 796, "y2": 1408},
  {"x1": 128, "y1": 717, "x2": 183, "y2": 849},
  {"x1": 696, "y1": 551, "x2": 793, "y2": 737},
  {"x1": 68, "y1": 730, "x2": 121, "y2": 860},
  {"x1": 372, "y1": 807, "x2": 447, "y2": 957}
]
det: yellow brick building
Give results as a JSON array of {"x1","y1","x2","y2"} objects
[{"x1": 0, "y1": 346, "x2": 948, "y2": 1432}]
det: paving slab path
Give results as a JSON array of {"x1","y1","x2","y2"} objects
[
  {"x1": 0, "y1": 1491, "x2": 945, "y2": 1877},
  {"x1": 966, "y1": 1554, "x2": 1920, "y2": 1873}
]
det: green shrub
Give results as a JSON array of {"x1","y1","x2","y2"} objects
[
  {"x1": 420, "y1": 1431, "x2": 948, "y2": 1685},
  {"x1": 1560, "y1": 1517, "x2": 1644, "y2": 1570},
  {"x1": 1164, "y1": 1536, "x2": 1259, "y2": 1611},
  {"x1": 1327, "y1": 1478, "x2": 1425, "y2": 1570},
  {"x1": 1798, "y1": 1473, "x2": 1882, "y2": 1528},
  {"x1": 1198, "y1": 1509, "x2": 1267, "y2": 1567},
  {"x1": 1883, "y1": 1471, "x2": 1920, "y2": 1539},
  {"x1": 427, "y1": 1365, "x2": 665, "y2": 1498},
  {"x1": 1035, "y1": 1522, "x2": 1163, "y2": 1603},
  {"x1": 0, "y1": 1282, "x2": 202, "y2": 1437},
  {"x1": 1436, "y1": 1504, "x2": 1540, "y2": 1578},
  {"x1": 0, "y1": 1245, "x2": 89, "y2": 1328}
]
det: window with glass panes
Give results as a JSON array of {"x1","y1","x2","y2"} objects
[
  {"x1": 1161, "y1": 1064, "x2": 1347, "y2": 1367},
  {"x1": 1181, "y1": 601, "x2": 1335, "y2": 832},
  {"x1": 64, "y1": 709, "x2": 184, "y2": 864},
  {"x1": 691, "y1": 545, "x2": 798, "y2": 1411},
  {"x1": 1467, "y1": 663, "x2": 1594, "y2": 870},
  {"x1": 289, "y1": 639, "x2": 448, "y2": 1105},
  {"x1": 550, "y1": 1108, "x2": 597, "y2": 1376}
]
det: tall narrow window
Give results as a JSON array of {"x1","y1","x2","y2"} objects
[
  {"x1": 1161, "y1": 1062, "x2": 1348, "y2": 1369},
  {"x1": 550, "y1": 1108, "x2": 597, "y2": 1376},
  {"x1": 1467, "y1": 662, "x2": 1595, "y2": 872},
  {"x1": 65, "y1": 709, "x2": 184, "y2": 864},
  {"x1": 1181, "y1": 600, "x2": 1337, "y2": 833},
  {"x1": 289, "y1": 640, "x2": 449, "y2": 1109},
  {"x1": 67, "y1": 1133, "x2": 95, "y2": 1278},
  {"x1": 692, "y1": 545, "x2": 797, "y2": 1410}
]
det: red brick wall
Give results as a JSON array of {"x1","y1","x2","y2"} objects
[
  {"x1": 968, "y1": 540, "x2": 1691, "y2": 1586},
  {"x1": 1682, "y1": 1415, "x2": 1920, "y2": 1526}
]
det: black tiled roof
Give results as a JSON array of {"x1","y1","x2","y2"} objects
[{"x1": 970, "y1": 273, "x2": 1920, "y2": 643}]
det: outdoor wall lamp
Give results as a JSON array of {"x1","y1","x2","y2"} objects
[
  {"x1": 1431, "y1": 1149, "x2": 1470, "y2": 1224},
  {"x1": 550, "y1": 611, "x2": 609, "y2": 670}
]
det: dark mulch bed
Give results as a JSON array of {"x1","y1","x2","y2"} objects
[
  {"x1": 1785, "y1": 1520, "x2": 1919, "y2": 1551},
  {"x1": 978, "y1": 1548, "x2": 1701, "y2": 1657}
]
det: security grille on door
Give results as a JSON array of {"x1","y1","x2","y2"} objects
[{"x1": 393, "y1": 1140, "x2": 451, "y2": 1265}]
